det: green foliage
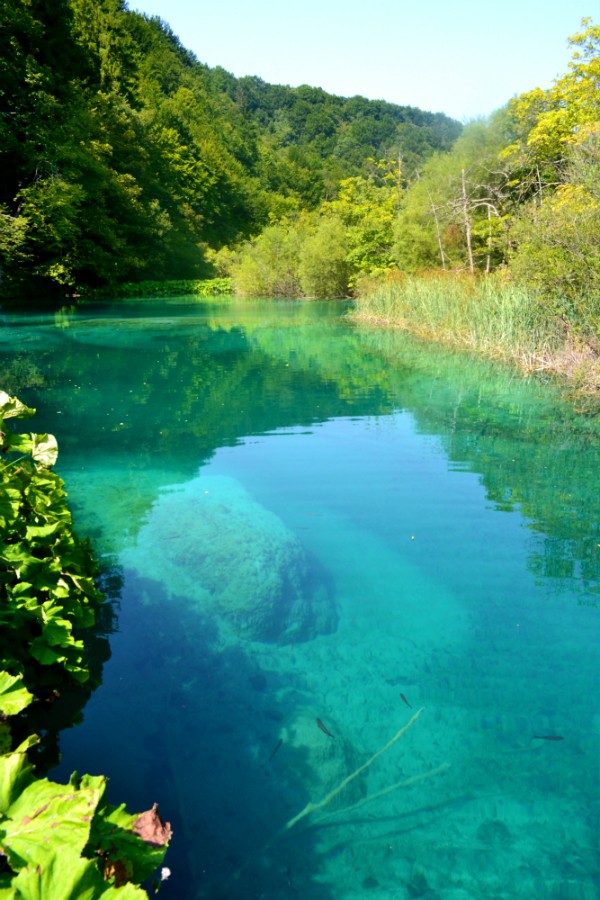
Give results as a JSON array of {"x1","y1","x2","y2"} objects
[
  {"x1": 114, "y1": 277, "x2": 234, "y2": 298},
  {"x1": 509, "y1": 174, "x2": 600, "y2": 345},
  {"x1": 0, "y1": 392, "x2": 104, "y2": 693},
  {"x1": 0, "y1": 738, "x2": 170, "y2": 896},
  {"x1": 298, "y1": 218, "x2": 350, "y2": 298},
  {"x1": 220, "y1": 75, "x2": 461, "y2": 189},
  {"x1": 323, "y1": 170, "x2": 398, "y2": 284},
  {"x1": 230, "y1": 163, "x2": 400, "y2": 298},
  {"x1": 232, "y1": 223, "x2": 304, "y2": 297},
  {"x1": 0, "y1": 674, "x2": 34, "y2": 720},
  {"x1": 0, "y1": 0, "x2": 461, "y2": 300},
  {"x1": 393, "y1": 120, "x2": 511, "y2": 273},
  {"x1": 0, "y1": 391, "x2": 172, "y2": 897},
  {"x1": 501, "y1": 21, "x2": 600, "y2": 347}
]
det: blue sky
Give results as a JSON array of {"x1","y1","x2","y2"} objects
[{"x1": 129, "y1": 0, "x2": 595, "y2": 121}]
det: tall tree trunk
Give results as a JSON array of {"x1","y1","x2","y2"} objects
[
  {"x1": 431, "y1": 202, "x2": 446, "y2": 270},
  {"x1": 486, "y1": 204, "x2": 492, "y2": 274},
  {"x1": 461, "y1": 168, "x2": 474, "y2": 273},
  {"x1": 425, "y1": 185, "x2": 446, "y2": 271}
]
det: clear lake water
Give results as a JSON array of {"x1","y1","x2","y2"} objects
[{"x1": 1, "y1": 297, "x2": 599, "y2": 900}]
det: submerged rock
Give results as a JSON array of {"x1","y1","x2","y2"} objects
[{"x1": 121, "y1": 475, "x2": 337, "y2": 642}]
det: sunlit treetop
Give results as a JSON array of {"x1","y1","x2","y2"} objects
[{"x1": 504, "y1": 18, "x2": 600, "y2": 161}]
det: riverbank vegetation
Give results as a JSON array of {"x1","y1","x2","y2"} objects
[
  {"x1": 0, "y1": 391, "x2": 171, "y2": 895},
  {"x1": 220, "y1": 20, "x2": 599, "y2": 398},
  {"x1": 353, "y1": 273, "x2": 599, "y2": 399},
  {"x1": 113, "y1": 277, "x2": 233, "y2": 298},
  {"x1": 0, "y1": 2, "x2": 597, "y2": 398}
]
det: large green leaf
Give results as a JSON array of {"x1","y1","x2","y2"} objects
[
  {"x1": 28, "y1": 639, "x2": 64, "y2": 666},
  {"x1": 40, "y1": 617, "x2": 72, "y2": 647},
  {"x1": 0, "y1": 674, "x2": 34, "y2": 717},
  {"x1": 30, "y1": 434, "x2": 58, "y2": 469},
  {"x1": 0, "y1": 487, "x2": 21, "y2": 529},
  {"x1": 0, "y1": 737, "x2": 37, "y2": 813},
  {"x1": 1, "y1": 774, "x2": 104, "y2": 869},
  {"x1": 0, "y1": 394, "x2": 35, "y2": 421},
  {"x1": 25, "y1": 522, "x2": 61, "y2": 541},
  {"x1": 11, "y1": 850, "x2": 103, "y2": 899},
  {"x1": 0, "y1": 542, "x2": 29, "y2": 567}
]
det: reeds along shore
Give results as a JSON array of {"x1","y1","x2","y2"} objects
[{"x1": 351, "y1": 272, "x2": 600, "y2": 402}]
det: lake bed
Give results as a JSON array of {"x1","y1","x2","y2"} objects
[{"x1": 2, "y1": 298, "x2": 598, "y2": 899}]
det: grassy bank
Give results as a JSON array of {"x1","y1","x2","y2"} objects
[{"x1": 352, "y1": 273, "x2": 600, "y2": 404}]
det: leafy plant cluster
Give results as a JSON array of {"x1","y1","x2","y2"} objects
[
  {"x1": 0, "y1": 392, "x2": 102, "y2": 693},
  {"x1": 0, "y1": 391, "x2": 171, "y2": 896},
  {"x1": 0, "y1": 737, "x2": 171, "y2": 898}
]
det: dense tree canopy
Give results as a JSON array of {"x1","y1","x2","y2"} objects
[
  {"x1": 0, "y1": 0, "x2": 461, "y2": 298},
  {"x1": 227, "y1": 16, "x2": 599, "y2": 344}
]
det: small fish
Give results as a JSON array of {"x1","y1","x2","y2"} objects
[
  {"x1": 400, "y1": 693, "x2": 412, "y2": 709},
  {"x1": 268, "y1": 738, "x2": 283, "y2": 761},
  {"x1": 316, "y1": 718, "x2": 335, "y2": 739},
  {"x1": 533, "y1": 735, "x2": 564, "y2": 741}
]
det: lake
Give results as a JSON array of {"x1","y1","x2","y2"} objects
[{"x1": 1, "y1": 297, "x2": 598, "y2": 899}]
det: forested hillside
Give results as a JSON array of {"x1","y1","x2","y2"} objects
[
  {"x1": 223, "y1": 18, "x2": 598, "y2": 395},
  {"x1": 226, "y1": 20, "x2": 599, "y2": 301},
  {"x1": 0, "y1": 0, "x2": 460, "y2": 298}
]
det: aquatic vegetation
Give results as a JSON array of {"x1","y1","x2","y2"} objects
[
  {"x1": 0, "y1": 391, "x2": 102, "y2": 693},
  {"x1": 0, "y1": 392, "x2": 171, "y2": 895},
  {"x1": 351, "y1": 272, "x2": 600, "y2": 399}
]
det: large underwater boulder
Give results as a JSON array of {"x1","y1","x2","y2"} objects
[{"x1": 121, "y1": 475, "x2": 337, "y2": 642}]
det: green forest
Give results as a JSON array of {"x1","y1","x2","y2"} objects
[
  {"x1": 0, "y1": 0, "x2": 460, "y2": 294},
  {"x1": 1, "y1": 2, "x2": 598, "y2": 393}
]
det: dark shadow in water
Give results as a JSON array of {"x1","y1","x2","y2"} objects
[{"x1": 52, "y1": 568, "x2": 337, "y2": 900}]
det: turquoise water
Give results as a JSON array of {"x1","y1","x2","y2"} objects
[{"x1": 1, "y1": 298, "x2": 598, "y2": 899}]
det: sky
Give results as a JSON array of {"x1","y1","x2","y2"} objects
[{"x1": 128, "y1": 0, "x2": 596, "y2": 122}]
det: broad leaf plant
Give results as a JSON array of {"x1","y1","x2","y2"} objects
[{"x1": 0, "y1": 392, "x2": 171, "y2": 896}]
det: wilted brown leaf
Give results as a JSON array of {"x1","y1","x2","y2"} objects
[{"x1": 132, "y1": 803, "x2": 173, "y2": 848}]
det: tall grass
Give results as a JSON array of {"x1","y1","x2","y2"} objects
[{"x1": 352, "y1": 272, "x2": 599, "y2": 399}]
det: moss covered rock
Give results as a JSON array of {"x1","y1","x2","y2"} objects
[{"x1": 121, "y1": 475, "x2": 337, "y2": 642}]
